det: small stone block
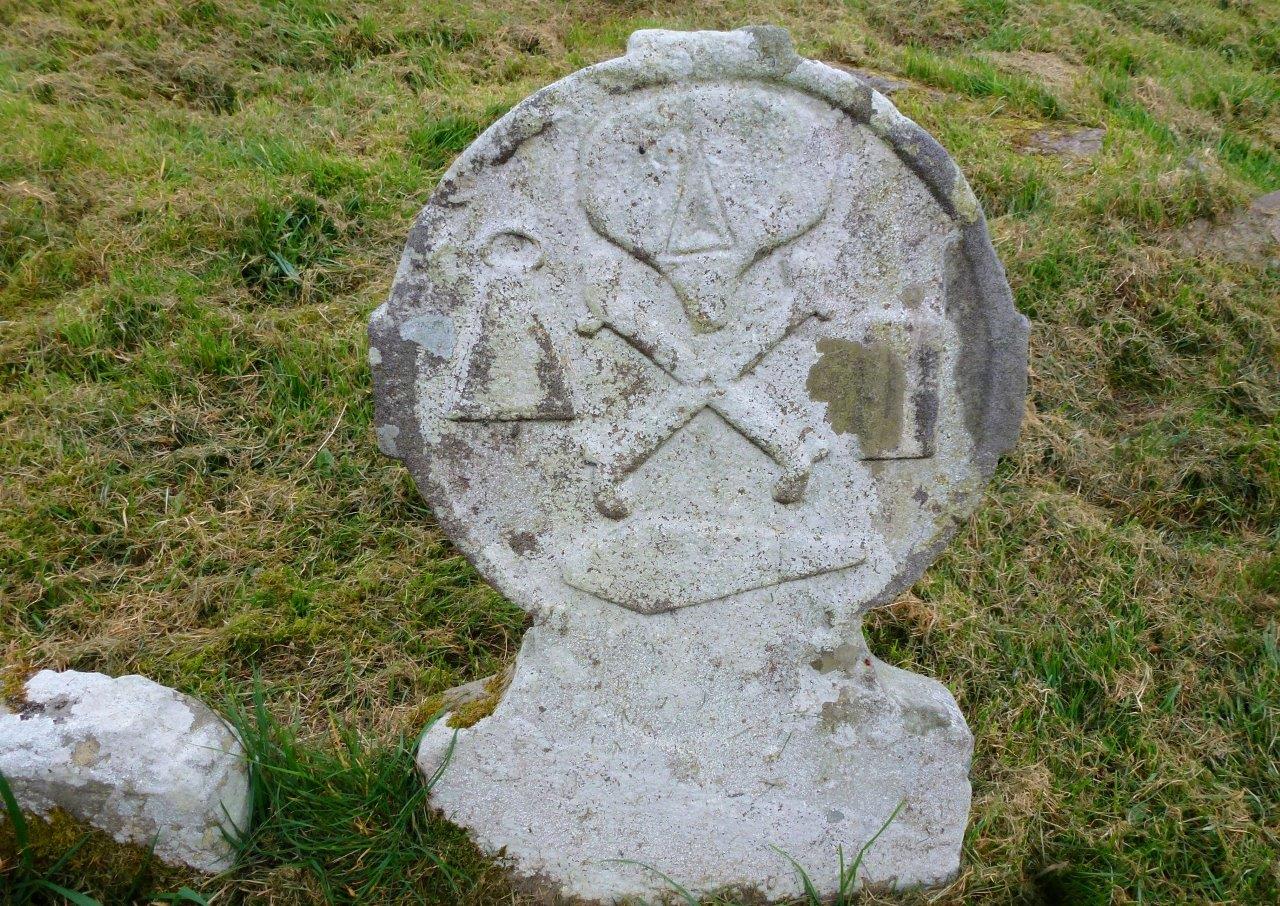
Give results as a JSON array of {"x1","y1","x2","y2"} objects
[{"x1": 0, "y1": 670, "x2": 251, "y2": 873}]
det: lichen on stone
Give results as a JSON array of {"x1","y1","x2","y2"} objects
[
  {"x1": 806, "y1": 335, "x2": 906, "y2": 456},
  {"x1": 950, "y1": 170, "x2": 981, "y2": 224}
]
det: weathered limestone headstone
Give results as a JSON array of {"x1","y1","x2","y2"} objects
[
  {"x1": 0, "y1": 670, "x2": 251, "y2": 873},
  {"x1": 370, "y1": 27, "x2": 1027, "y2": 902}
]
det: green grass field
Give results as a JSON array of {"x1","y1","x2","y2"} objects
[{"x1": 1, "y1": 0, "x2": 1277, "y2": 902}]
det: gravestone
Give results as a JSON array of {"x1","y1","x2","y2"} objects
[{"x1": 370, "y1": 27, "x2": 1027, "y2": 902}]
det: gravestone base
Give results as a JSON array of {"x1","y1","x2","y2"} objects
[{"x1": 417, "y1": 588, "x2": 971, "y2": 903}]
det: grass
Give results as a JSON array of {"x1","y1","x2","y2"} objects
[
  {"x1": 224, "y1": 687, "x2": 508, "y2": 903},
  {"x1": 0, "y1": 771, "x2": 201, "y2": 905},
  {"x1": 0, "y1": 0, "x2": 1277, "y2": 902}
]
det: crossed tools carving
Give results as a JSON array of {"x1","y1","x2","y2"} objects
[{"x1": 576, "y1": 262, "x2": 836, "y2": 519}]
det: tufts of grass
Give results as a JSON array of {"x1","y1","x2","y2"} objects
[
  {"x1": 899, "y1": 46, "x2": 1064, "y2": 118},
  {"x1": 226, "y1": 688, "x2": 510, "y2": 905},
  {"x1": 408, "y1": 114, "x2": 486, "y2": 173},
  {"x1": 860, "y1": 0, "x2": 1015, "y2": 49},
  {"x1": 233, "y1": 195, "x2": 346, "y2": 303},
  {"x1": 0, "y1": 772, "x2": 199, "y2": 905}
]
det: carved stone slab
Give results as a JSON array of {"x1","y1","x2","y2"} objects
[{"x1": 370, "y1": 27, "x2": 1027, "y2": 903}]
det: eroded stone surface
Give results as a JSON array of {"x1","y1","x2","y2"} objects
[
  {"x1": 0, "y1": 670, "x2": 250, "y2": 873},
  {"x1": 1028, "y1": 127, "x2": 1106, "y2": 159},
  {"x1": 371, "y1": 26, "x2": 1027, "y2": 903},
  {"x1": 1175, "y1": 189, "x2": 1280, "y2": 261}
]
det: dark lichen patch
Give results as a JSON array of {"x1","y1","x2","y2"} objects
[
  {"x1": 0, "y1": 807, "x2": 194, "y2": 900},
  {"x1": 902, "y1": 702, "x2": 953, "y2": 736},
  {"x1": 449, "y1": 311, "x2": 575, "y2": 421},
  {"x1": 16, "y1": 701, "x2": 45, "y2": 720},
  {"x1": 911, "y1": 344, "x2": 940, "y2": 453},
  {"x1": 819, "y1": 689, "x2": 860, "y2": 730},
  {"x1": 810, "y1": 641, "x2": 870, "y2": 675},
  {"x1": 819, "y1": 686, "x2": 893, "y2": 730},
  {"x1": 487, "y1": 115, "x2": 551, "y2": 167},
  {"x1": 505, "y1": 530, "x2": 540, "y2": 555},
  {"x1": 943, "y1": 235, "x2": 988, "y2": 445},
  {"x1": 743, "y1": 25, "x2": 802, "y2": 75},
  {"x1": 528, "y1": 315, "x2": 577, "y2": 419},
  {"x1": 806, "y1": 336, "x2": 905, "y2": 457}
]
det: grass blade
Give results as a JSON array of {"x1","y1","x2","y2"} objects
[
  {"x1": 150, "y1": 887, "x2": 211, "y2": 904},
  {"x1": 769, "y1": 845, "x2": 823, "y2": 904},
  {"x1": 602, "y1": 858, "x2": 699, "y2": 905},
  {"x1": 34, "y1": 880, "x2": 103, "y2": 906},
  {"x1": 838, "y1": 799, "x2": 906, "y2": 900},
  {"x1": 41, "y1": 832, "x2": 94, "y2": 878},
  {"x1": 0, "y1": 771, "x2": 32, "y2": 872}
]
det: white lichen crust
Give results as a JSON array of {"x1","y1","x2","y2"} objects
[{"x1": 419, "y1": 595, "x2": 973, "y2": 901}]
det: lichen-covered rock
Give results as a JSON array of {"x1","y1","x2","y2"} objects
[
  {"x1": 0, "y1": 670, "x2": 251, "y2": 873},
  {"x1": 373, "y1": 26, "x2": 1026, "y2": 903}
]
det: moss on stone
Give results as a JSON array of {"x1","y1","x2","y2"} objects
[
  {"x1": 0, "y1": 807, "x2": 195, "y2": 898},
  {"x1": 1, "y1": 664, "x2": 30, "y2": 710},
  {"x1": 414, "y1": 692, "x2": 447, "y2": 725},
  {"x1": 446, "y1": 670, "x2": 511, "y2": 729}
]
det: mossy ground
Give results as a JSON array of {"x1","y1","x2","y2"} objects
[
  {"x1": 1, "y1": 0, "x2": 1277, "y2": 903},
  {"x1": 0, "y1": 807, "x2": 191, "y2": 902}
]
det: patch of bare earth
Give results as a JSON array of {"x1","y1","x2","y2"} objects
[
  {"x1": 1174, "y1": 190, "x2": 1280, "y2": 262},
  {"x1": 984, "y1": 50, "x2": 1082, "y2": 94},
  {"x1": 1026, "y1": 127, "x2": 1106, "y2": 159}
]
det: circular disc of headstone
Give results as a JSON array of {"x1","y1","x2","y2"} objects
[
  {"x1": 369, "y1": 27, "x2": 1027, "y2": 901},
  {"x1": 370, "y1": 27, "x2": 1026, "y2": 622}
]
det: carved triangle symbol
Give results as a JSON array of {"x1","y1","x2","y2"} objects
[
  {"x1": 665, "y1": 144, "x2": 733, "y2": 256},
  {"x1": 449, "y1": 313, "x2": 575, "y2": 421}
]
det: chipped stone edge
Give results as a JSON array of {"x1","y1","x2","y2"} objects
[{"x1": 367, "y1": 26, "x2": 1029, "y2": 618}]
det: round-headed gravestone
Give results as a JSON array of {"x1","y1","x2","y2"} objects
[{"x1": 370, "y1": 26, "x2": 1027, "y2": 903}]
